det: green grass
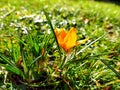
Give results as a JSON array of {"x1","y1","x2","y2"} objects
[{"x1": 0, "y1": 0, "x2": 120, "y2": 89}]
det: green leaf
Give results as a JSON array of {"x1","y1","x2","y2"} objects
[
  {"x1": 100, "y1": 59, "x2": 120, "y2": 79},
  {"x1": 43, "y1": 10, "x2": 61, "y2": 57},
  {"x1": 0, "y1": 54, "x2": 25, "y2": 79},
  {"x1": 28, "y1": 55, "x2": 42, "y2": 70},
  {"x1": 76, "y1": 34, "x2": 106, "y2": 55},
  {"x1": 0, "y1": 53, "x2": 14, "y2": 66},
  {"x1": 1, "y1": 64, "x2": 25, "y2": 79}
]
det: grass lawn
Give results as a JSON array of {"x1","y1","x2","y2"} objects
[{"x1": 0, "y1": 0, "x2": 120, "y2": 89}]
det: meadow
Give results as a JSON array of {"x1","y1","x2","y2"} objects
[{"x1": 0, "y1": 0, "x2": 120, "y2": 89}]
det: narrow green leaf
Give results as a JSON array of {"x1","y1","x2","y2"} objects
[
  {"x1": 0, "y1": 64, "x2": 25, "y2": 79},
  {"x1": 43, "y1": 10, "x2": 61, "y2": 57},
  {"x1": 21, "y1": 51, "x2": 28, "y2": 75},
  {"x1": 76, "y1": 33, "x2": 106, "y2": 55},
  {"x1": 6, "y1": 64, "x2": 25, "y2": 79},
  {"x1": 0, "y1": 54, "x2": 14, "y2": 66},
  {"x1": 28, "y1": 55, "x2": 42, "y2": 70},
  {"x1": 100, "y1": 59, "x2": 120, "y2": 79}
]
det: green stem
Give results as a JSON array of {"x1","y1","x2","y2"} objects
[
  {"x1": 59, "y1": 55, "x2": 66, "y2": 68},
  {"x1": 43, "y1": 10, "x2": 61, "y2": 58},
  {"x1": 59, "y1": 53, "x2": 70, "y2": 68}
]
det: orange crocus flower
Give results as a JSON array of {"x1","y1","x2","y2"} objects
[
  {"x1": 55, "y1": 27, "x2": 89, "y2": 52},
  {"x1": 55, "y1": 27, "x2": 79, "y2": 52}
]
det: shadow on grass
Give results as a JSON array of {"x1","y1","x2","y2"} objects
[{"x1": 95, "y1": 0, "x2": 120, "y2": 6}]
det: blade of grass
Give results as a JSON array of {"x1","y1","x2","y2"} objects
[
  {"x1": 43, "y1": 10, "x2": 61, "y2": 57},
  {"x1": 76, "y1": 33, "x2": 106, "y2": 55},
  {"x1": 21, "y1": 51, "x2": 28, "y2": 75},
  {"x1": 6, "y1": 64, "x2": 25, "y2": 79},
  {"x1": 100, "y1": 59, "x2": 120, "y2": 79},
  {"x1": 0, "y1": 63, "x2": 25, "y2": 79},
  {"x1": 0, "y1": 54, "x2": 14, "y2": 66},
  {"x1": 28, "y1": 55, "x2": 42, "y2": 71}
]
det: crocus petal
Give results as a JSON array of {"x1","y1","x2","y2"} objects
[
  {"x1": 63, "y1": 27, "x2": 77, "y2": 51},
  {"x1": 59, "y1": 28, "x2": 67, "y2": 43},
  {"x1": 75, "y1": 37, "x2": 89, "y2": 46},
  {"x1": 55, "y1": 28, "x2": 67, "y2": 47}
]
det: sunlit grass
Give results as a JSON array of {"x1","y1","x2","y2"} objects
[{"x1": 0, "y1": 0, "x2": 120, "y2": 89}]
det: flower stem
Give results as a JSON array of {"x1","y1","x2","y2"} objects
[{"x1": 59, "y1": 53, "x2": 70, "y2": 68}]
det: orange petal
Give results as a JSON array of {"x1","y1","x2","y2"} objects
[
  {"x1": 63, "y1": 27, "x2": 77, "y2": 51},
  {"x1": 59, "y1": 28, "x2": 67, "y2": 42},
  {"x1": 55, "y1": 28, "x2": 59, "y2": 37},
  {"x1": 55, "y1": 28, "x2": 67, "y2": 47}
]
